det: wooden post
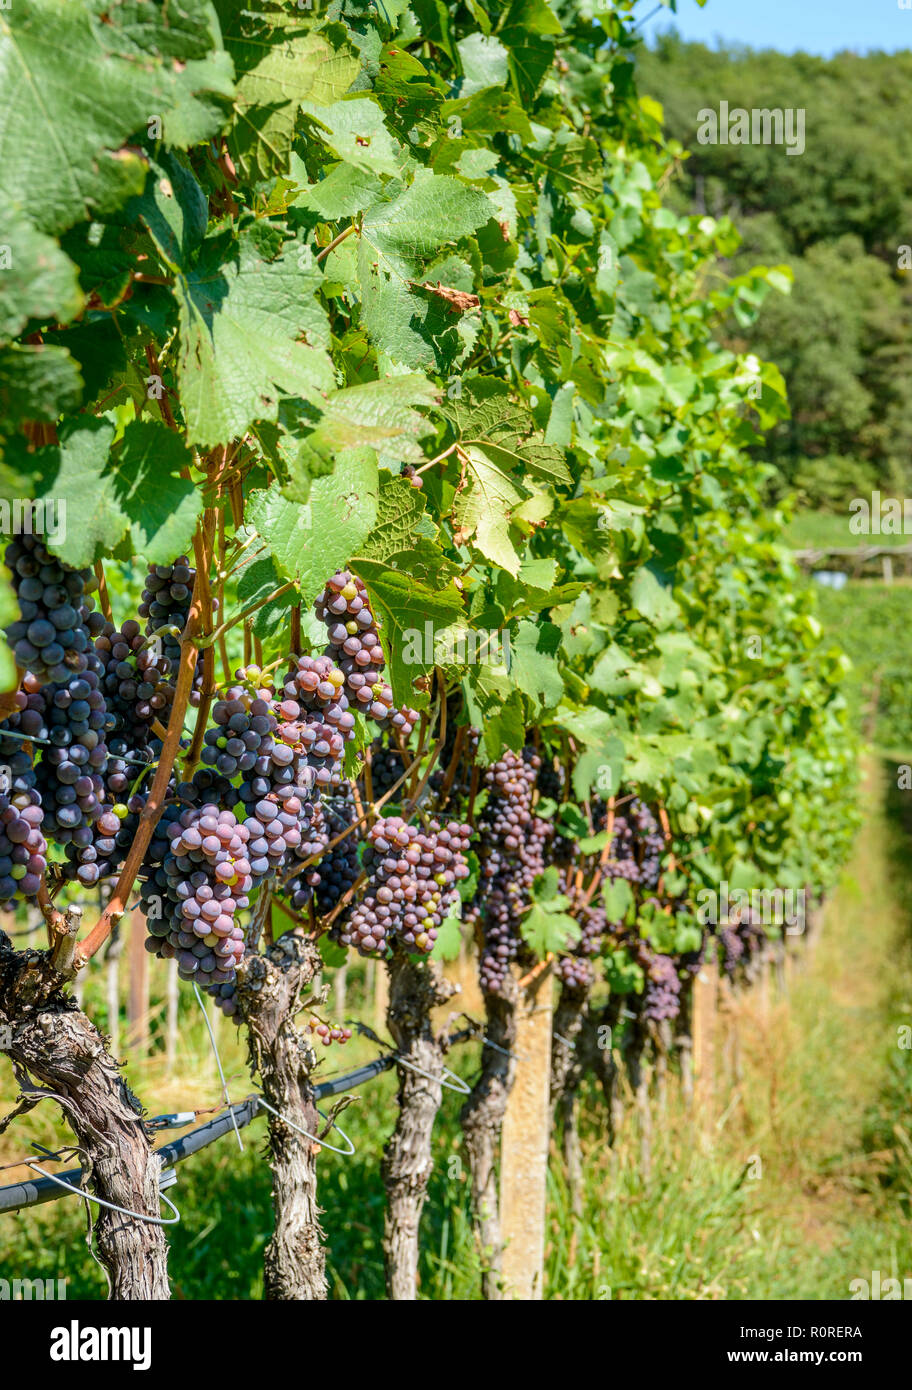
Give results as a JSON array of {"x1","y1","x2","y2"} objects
[
  {"x1": 499, "y1": 965, "x2": 553, "y2": 1300},
  {"x1": 373, "y1": 955, "x2": 388, "y2": 1030},
  {"x1": 127, "y1": 906, "x2": 149, "y2": 1053},
  {"x1": 692, "y1": 959, "x2": 718, "y2": 1131},
  {"x1": 883, "y1": 553, "x2": 893, "y2": 586},
  {"x1": 166, "y1": 957, "x2": 179, "y2": 1072},
  {"x1": 757, "y1": 953, "x2": 771, "y2": 1017},
  {"x1": 105, "y1": 927, "x2": 122, "y2": 1059},
  {"x1": 334, "y1": 960, "x2": 348, "y2": 1022}
]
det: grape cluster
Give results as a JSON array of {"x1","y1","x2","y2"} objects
[
  {"x1": 717, "y1": 906, "x2": 768, "y2": 978},
  {"x1": 0, "y1": 709, "x2": 47, "y2": 903},
  {"x1": 313, "y1": 795, "x2": 361, "y2": 914},
  {"x1": 142, "y1": 802, "x2": 252, "y2": 984},
  {"x1": 641, "y1": 951, "x2": 682, "y2": 1022},
  {"x1": 336, "y1": 816, "x2": 470, "y2": 957},
  {"x1": 717, "y1": 924, "x2": 744, "y2": 976},
  {"x1": 555, "y1": 898, "x2": 608, "y2": 989},
  {"x1": 366, "y1": 739, "x2": 407, "y2": 801},
  {"x1": 537, "y1": 758, "x2": 566, "y2": 804},
  {"x1": 30, "y1": 661, "x2": 110, "y2": 850},
  {"x1": 601, "y1": 799, "x2": 663, "y2": 888},
  {"x1": 315, "y1": 572, "x2": 418, "y2": 736},
  {"x1": 138, "y1": 557, "x2": 194, "y2": 670},
  {"x1": 279, "y1": 790, "x2": 363, "y2": 916},
  {"x1": 96, "y1": 618, "x2": 171, "y2": 749},
  {"x1": 3, "y1": 531, "x2": 95, "y2": 684},
  {"x1": 429, "y1": 719, "x2": 480, "y2": 810},
  {"x1": 469, "y1": 749, "x2": 553, "y2": 994},
  {"x1": 202, "y1": 685, "x2": 276, "y2": 780},
  {"x1": 279, "y1": 807, "x2": 327, "y2": 912},
  {"x1": 305, "y1": 1018, "x2": 353, "y2": 1046},
  {"x1": 137, "y1": 557, "x2": 214, "y2": 708},
  {"x1": 280, "y1": 653, "x2": 355, "y2": 789}
]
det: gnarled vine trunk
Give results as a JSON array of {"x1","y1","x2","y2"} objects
[
  {"x1": 0, "y1": 939, "x2": 170, "y2": 1299},
  {"x1": 459, "y1": 972, "x2": 517, "y2": 1300},
  {"x1": 382, "y1": 947, "x2": 457, "y2": 1300},
  {"x1": 236, "y1": 928, "x2": 325, "y2": 1301}
]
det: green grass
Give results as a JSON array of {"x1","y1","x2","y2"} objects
[
  {"x1": 812, "y1": 581, "x2": 912, "y2": 757},
  {"x1": 785, "y1": 511, "x2": 911, "y2": 550}
]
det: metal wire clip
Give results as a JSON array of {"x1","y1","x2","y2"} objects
[{"x1": 255, "y1": 1094, "x2": 356, "y2": 1157}]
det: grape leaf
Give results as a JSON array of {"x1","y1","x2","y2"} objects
[
  {"x1": 284, "y1": 374, "x2": 437, "y2": 499},
  {"x1": 0, "y1": 209, "x2": 83, "y2": 339},
  {"x1": 0, "y1": 0, "x2": 230, "y2": 237},
  {"x1": 248, "y1": 449, "x2": 379, "y2": 599},
  {"x1": 499, "y1": 0, "x2": 562, "y2": 106},
  {"x1": 114, "y1": 421, "x2": 202, "y2": 563},
  {"x1": 508, "y1": 619, "x2": 563, "y2": 711},
  {"x1": 172, "y1": 231, "x2": 334, "y2": 447},
  {"x1": 630, "y1": 565, "x2": 679, "y2": 630},
  {"x1": 349, "y1": 560, "x2": 465, "y2": 706},
  {"x1": 2, "y1": 417, "x2": 201, "y2": 567},
  {"x1": 452, "y1": 446, "x2": 529, "y2": 576},
  {"x1": 0, "y1": 344, "x2": 83, "y2": 427},
  {"x1": 300, "y1": 96, "x2": 408, "y2": 178},
  {"x1": 220, "y1": 3, "x2": 360, "y2": 179}
]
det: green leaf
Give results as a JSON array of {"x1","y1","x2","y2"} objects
[
  {"x1": 363, "y1": 172, "x2": 496, "y2": 262},
  {"x1": 285, "y1": 375, "x2": 437, "y2": 496},
  {"x1": 220, "y1": 3, "x2": 359, "y2": 179},
  {"x1": 172, "y1": 230, "x2": 334, "y2": 447},
  {"x1": 0, "y1": 344, "x2": 83, "y2": 426},
  {"x1": 249, "y1": 449, "x2": 379, "y2": 595},
  {"x1": 508, "y1": 619, "x2": 563, "y2": 710},
  {"x1": 602, "y1": 877, "x2": 634, "y2": 924},
  {"x1": 0, "y1": 208, "x2": 83, "y2": 339},
  {"x1": 499, "y1": 0, "x2": 562, "y2": 106},
  {"x1": 521, "y1": 903, "x2": 579, "y2": 956},
  {"x1": 114, "y1": 421, "x2": 202, "y2": 564},
  {"x1": 236, "y1": 551, "x2": 292, "y2": 642},
  {"x1": 630, "y1": 565, "x2": 679, "y2": 630},
  {"x1": 291, "y1": 159, "x2": 384, "y2": 220},
  {"x1": 2, "y1": 417, "x2": 201, "y2": 568},
  {"x1": 452, "y1": 445, "x2": 528, "y2": 576},
  {"x1": 300, "y1": 96, "x2": 407, "y2": 179},
  {"x1": 348, "y1": 560, "x2": 465, "y2": 706},
  {"x1": 457, "y1": 32, "x2": 509, "y2": 96},
  {"x1": 0, "y1": 0, "x2": 229, "y2": 236},
  {"x1": 430, "y1": 904, "x2": 463, "y2": 962}
]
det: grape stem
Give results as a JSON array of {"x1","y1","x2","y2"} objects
[
  {"x1": 185, "y1": 506, "x2": 218, "y2": 768},
  {"x1": 402, "y1": 671, "x2": 446, "y2": 816},
  {"x1": 315, "y1": 222, "x2": 357, "y2": 263},
  {"x1": 37, "y1": 881, "x2": 67, "y2": 949},
  {"x1": 93, "y1": 561, "x2": 113, "y2": 623},
  {"x1": 517, "y1": 955, "x2": 554, "y2": 990},
  {"x1": 201, "y1": 581, "x2": 296, "y2": 649},
  {"x1": 75, "y1": 510, "x2": 217, "y2": 968}
]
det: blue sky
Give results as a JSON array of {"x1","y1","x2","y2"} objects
[{"x1": 637, "y1": 0, "x2": 912, "y2": 56}]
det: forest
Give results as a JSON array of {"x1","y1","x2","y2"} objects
[{"x1": 638, "y1": 33, "x2": 912, "y2": 506}]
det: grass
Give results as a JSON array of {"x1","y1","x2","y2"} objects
[
  {"x1": 812, "y1": 581, "x2": 912, "y2": 758},
  {"x1": 784, "y1": 511, "x2": 912, "y2": 550},
  {"x1": 2, "y1": 762, "x2": 911, "y2": 1299}
]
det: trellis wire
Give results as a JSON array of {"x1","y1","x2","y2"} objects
[{"x1": 0, "y1": 1026, "x2": 479, "y2": 1215}]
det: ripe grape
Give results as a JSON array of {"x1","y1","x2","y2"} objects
[{"x1": 3, "y1": 529, "x2": 97, "y2": 684}]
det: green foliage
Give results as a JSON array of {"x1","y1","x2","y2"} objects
[{"x1": 0, "y1": 0, "x2": 856, "y2": 974}]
